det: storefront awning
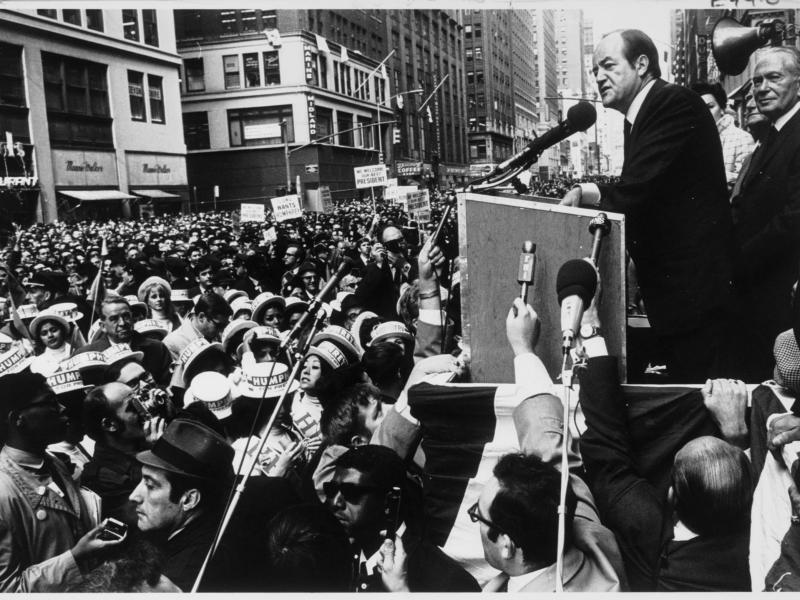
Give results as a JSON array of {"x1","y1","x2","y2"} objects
[
  {"x1": 132, "y1": 189, "x2": 181, "y2": 200},
  {"x1": 59, "y1": 190, "x2": 136, "y2": 202}
]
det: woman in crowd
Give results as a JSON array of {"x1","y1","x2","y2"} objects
[{"x1": 138, "y1": 276, "x2": 181, "y2": 332}]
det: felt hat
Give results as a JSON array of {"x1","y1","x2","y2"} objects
[{"x1": 136, "y1": 418, "x2": 234, "y2": 481}]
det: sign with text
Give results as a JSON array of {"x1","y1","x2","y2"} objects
[
  {"x1": 306, "y1": 94, "x2": 317, "y2": 138},
  {"x1": 319, "y1": 185, "x2": 333, "y2": 214},
  {"x1": 240, "y1": 203, "x2": 265, "y2": 222},
  {"x1": 396, "y1": 161, "x2": 422, "y2": 177},
  {"x1": 384, "y1": 179, "x2": 398, "y2": 201},
  {"x1": 53, "y1": 149, "x2": 118, "y2": 187},
  {"x1": 126, "y1": 152, "x2": 187, "y2": 186},
  {"x1": 406, "y1": 190, "x2": 431, "y2": 223},
  {"x1": 354, "y1": 164, "x2": 388, "y2": 189},
  {"x1": 271, "y1": 194, "x2": 303, "y2": 222},
  {"x1": 264, "y1": 226, "x2": 278, "y2": 243}
]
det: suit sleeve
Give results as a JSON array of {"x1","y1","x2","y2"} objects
[
  {"x1": 578, "y1": 356, "x2": 665, "y2": 590},
  {"x1": 597, "y1": 90, "x2": 715, "y2": 214},
  {"x1": 738, "y1": 144, "x2": 800, "y2": 280}
]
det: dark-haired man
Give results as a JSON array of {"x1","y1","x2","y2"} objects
[
  {"x1": 561, "y1": 29, "x2": 736, "y2": 383},
  {"x1": 325, "y1": 444, "x2": 479, "y2": 592}
]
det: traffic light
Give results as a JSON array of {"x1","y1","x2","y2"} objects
[{"x1": 393, "y1": 126, "x2": 401, "y2": 145}]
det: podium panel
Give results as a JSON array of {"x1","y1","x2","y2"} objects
[{"x1": 458, "y1": 192, "x2": 626, "y2": 383}]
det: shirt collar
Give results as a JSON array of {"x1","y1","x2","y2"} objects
[
  {"x1": 672, "y1": 520, "x2": 698, "y2": 542},
  {"x1": 625, "y1": 79, "x2": 657, "y2": 129},
  {"x1": 4, "y1": 445, "x2": 45, "y2": 470},
  {"x1": 774, "y1": 100, "x2": 800, "y2": 131},
  {"x1": 507, "y1": 564, "x2": 548, "y2": 592}
]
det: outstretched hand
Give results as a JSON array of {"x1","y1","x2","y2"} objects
[{"x1": 506, "y1": 298, "x2": 540, "y2": 356}]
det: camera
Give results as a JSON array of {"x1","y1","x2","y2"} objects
[
  {"x1": 98, "y1": 517, "x2": 127, "y2": 541},
  {"x1": 139, "y1": 388, "x2": 170, "y2": 419}
]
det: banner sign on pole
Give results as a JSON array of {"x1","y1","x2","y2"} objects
[
  {"x1": 319, "y1": 185, "x2": 333, "y2": 214},
  {"x1": 406, "y1": 190, "x2": 431, "y2": 224},
  {"x1": 271, "y1": 194, "x2": 303, "y2": 222},
  {"x1": 240, "y1": 203, "x2": 265, "y2": 222},
  {"x1": 354, "y1": 164, "x2": 388, "y2": 189}
]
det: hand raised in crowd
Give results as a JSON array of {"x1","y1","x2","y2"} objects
[
  {"x1": 266, "y1": 439, "x2": 307, "y2": 478},
  {"x1": 769, "y1": 413, "x2": 800, "y2": 450},
  {"x1": 418, "y1": 239, "x2": 446, "y2": 284},
  {"x1": 143, "y1": 415, "x2": 167, "y2": 447},
  {"x1": 377, "y1": 536, "x2": 409, "y2": 593},
  {"x1": 371, "y1": 242, "x2": 387, "y2": 267},
  {"x1": 71, "y1": 519, "x2": 127, "y2": 564},
  {"x1": 701, "y1": 378, "x2": 748, "y2": 448},
  {"x1": 506, "y1": 297, "x2": 540, "y2": 356}
]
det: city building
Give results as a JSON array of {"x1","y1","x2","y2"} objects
[
  {"x1": 510, "y1": 11, "x2": 538, "y2": 169},
  {"x1": 0, "y1": 8, "x2": 186, "y2": 224},
  {"x1": 531, "y1": 9, "x2": 560, "y2": 178}
]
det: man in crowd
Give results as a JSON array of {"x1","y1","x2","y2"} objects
[
  {"x1": 0, "y1": 372, "x2": 124, "y2": 591},
  {"x1": 560, "y1": 29, "x2": 736, "y2": 382},
  {"x1": 691, "y1": 81, "x2": 754, "y2": 189},
  {"x1": 76, "y1": 297, "x2": 172, "y2": 385},
  {"x1": 163, "y1": 293, "x2": 232, "y2": 359},
  {"x1": 81, "y1": 382, "x2": 165, "y2": 525},
  {"x1": 730, "y1": 46, "x2": 800, "y2": 381},
  {"x1": 324, "y1": 444, "x2": 480, "y2": 592}
]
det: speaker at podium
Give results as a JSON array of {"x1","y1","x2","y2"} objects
[{"x1": 458, "y1": 192, "x2": 627, "y2": 383}]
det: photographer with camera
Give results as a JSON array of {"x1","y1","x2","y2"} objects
[{"x1": 81, "y1": 382, "x2": 167, "y2": 526}]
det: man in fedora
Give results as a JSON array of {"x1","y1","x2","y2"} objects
[{"x1": 129, "y1": 418, "x2": 242, "y2": 591}]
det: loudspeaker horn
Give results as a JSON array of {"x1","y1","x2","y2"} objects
[{"x1": 712, "y1": 17, "x2": 784, "y2": 75}]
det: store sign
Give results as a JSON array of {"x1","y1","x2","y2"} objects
[
  {"x1": 304, "y1": 45, "x2": 315, "y2": 83},
  {"x1": 395, "y1": 161, "x2": 422, "y2": 177},
  {"x1": 307, "y1": 95, "x2": 317, "y2": 138},
  {"x1": 243, "y1": 123, "x2": 281, "y2": 140},
  {"x1": 0, "y1": 140, "x2": 37, "y2": 188},
  {"x1": 126, "y1": 153, "x2": 187, "y2": 186},
  {"x1": 271, "y1": 194, "x2": 302, "y2": 222},
  {"x1": 53, "y1": 149, "x2": 117, "y2": 186},
  {"x1": 354, "y1": 164, "x2": 388, "y2": 189},
  {"x1": 469, "y1": 163, "x2": 494, "y2": 178}
]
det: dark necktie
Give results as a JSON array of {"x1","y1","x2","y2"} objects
[{"x1": 623, "y1": 120, "x2": 632, "y2": 164}]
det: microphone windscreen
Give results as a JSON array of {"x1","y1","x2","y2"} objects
[
  {"x1": 567, "y1": 102, "x2": 597, "y2": 132},
  {"x1": 556, "y1": 259, "x2": 597, "y2": 305}
]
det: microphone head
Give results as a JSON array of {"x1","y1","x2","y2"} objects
[
  {"x1": 521, "y1": 240, "x2": 535, "y2": 254},
  {"x1": 556, "y1": 259, "x2": 597, "y2": 305},
  {"x1": 566, "y1": 102, "x2": 597, "y2": 132}
]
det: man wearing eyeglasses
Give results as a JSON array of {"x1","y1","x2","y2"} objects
[{"x1": 324, "y1": 445, "x2": 479, "y2": 592}]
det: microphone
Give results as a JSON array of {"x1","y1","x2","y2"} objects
[
  {"x1": 494, "y1": 102, "x2": 597, "y2": 175},
  {"x1": 517, "y1": 241, "x2": 536, "y2": 304},
  {"x1": 556, "y1": 259, "x2": 598, "y2": 353},
  {"x1": 280, "y1": 258, "x2": 355, "y2": 351}
]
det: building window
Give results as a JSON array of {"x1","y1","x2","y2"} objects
[
  {"x1": 62, "y1": 9, "x2": 81, "y2": 26},
  {"x1": 220, "y1": 10, "x2": 236, "y2": 35},
  {"x1": 37, "y1": 9, "x2": 57, "y2": 18},
  {"x1": 244, "y1": 53, "x2": 260, "y2": 87},
  {"x1": 148, "y1": 75, "x2": 164, "y2": 123},
  {"x1": 86, "y1": 9, "x2": 103, "y2": 31},
  {"x1": 128, "y1": 70, "x2": 146, "y2": 121},
  {"x1": 183, "y1": 111, "x2": 209, "y2": 150},
  {"x1": 184, "y1": 58, "x2": 204, "y2": 92},
  {"x1": 241, "y1": 9, "x2": 257, "y2": 33},
  {"x1": 319, "y1": 54, "x2": 327, "y2": 89},
  {"x1": 142, "y1": 10, "x2": 158, "y2": 46},
  {"x1": 223, "y1": 55, "x2": 240, "y2": 89},
  {"x1": 261, "y1": 10, "x2": 277, "y2": 30},
  {"x1": 263, "y1": 50, "x2": 280, "y2": 85},
  {"x1": 176, "y1": 10, "x2": 203, "y2": 39},
  {"x1": 42, "y1": 53, "x2": 112, "y2": 148},
  {"x1": 317, "y1": 106, "x2": 332, "y2": 139},
  {"x1": 228, "y1": 105, "x2": 293, "y2": 146},
  {"x1": 337, "y1": 111, "x2": 353, "y2": 146},
  {"x1": 0, "y1": 43, "x2": 25, "y2": 108},
  {"x1": 123, "y1": 9, "x2": 139, "y2": 41},
  {"x1": 470, "y1": 140, "x2": 487, "y2": 160}
]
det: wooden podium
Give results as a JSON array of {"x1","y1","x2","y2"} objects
[{"x1": 458, "y1": 192, "x2": 627, "y2": 383}]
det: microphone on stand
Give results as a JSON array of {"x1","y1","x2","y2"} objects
[
  {"x1": 556, "y1": 259, "x2": 598, "y2": 354},
  {"x1": 492, "y1": 102, "x2": 597, "y2": 175},
  {"x1": 280, "y1": 257, "x2": 355, "y2": 351},
  {"x1": 517, "y1": 241, "x2": 536, "y2": 304}
]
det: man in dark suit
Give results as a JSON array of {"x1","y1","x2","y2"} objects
[
  {"x1": 561, "y1": 29, "x2": 736, "y2": 382},
  {"x1": 324, "y1": 445, "x2": 480, "y2": 593},
  {"x1": 730, "y1": 47, "x2": 800, "y2": 381}
]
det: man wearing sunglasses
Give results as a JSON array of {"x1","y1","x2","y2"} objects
[{"x1": 324, "y1": 445, "x2": 479, "y2": 592}]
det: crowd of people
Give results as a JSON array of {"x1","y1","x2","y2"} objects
[{"x1": 0, "y1": 27, "x2": 798, "y2": 593}]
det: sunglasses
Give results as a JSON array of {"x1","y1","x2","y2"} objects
[{"x1": 323, "y1": 481, "x2": 382, "y2": 503}]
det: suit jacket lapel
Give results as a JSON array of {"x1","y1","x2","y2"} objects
[{"x1": 743, "y1": 108, "x2": 800, "y2": 191}]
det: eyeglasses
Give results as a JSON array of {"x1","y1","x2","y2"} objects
[
  {"x1": 467, "y1": 502, "x2": 502, "y2": 531},
  {"x1": 323, "y1": 481, "x2": 382, "y2": 503},
  {"x1": 301, "y1": 275, "x2": 317, "y2": 281}
]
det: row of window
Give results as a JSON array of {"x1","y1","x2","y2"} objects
[
  {"x1": 36, "y1": 9, "x2": 158, "y2": 47},
  {"x1": 128, "y1": 71, "x2": 165, "y2": 123},
  {"x1": 176, "y1": 10, "x2": 277, "y2": 41},
  {"x1": 222, "y1": 52, "x2": 281, "y2": 90}
]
